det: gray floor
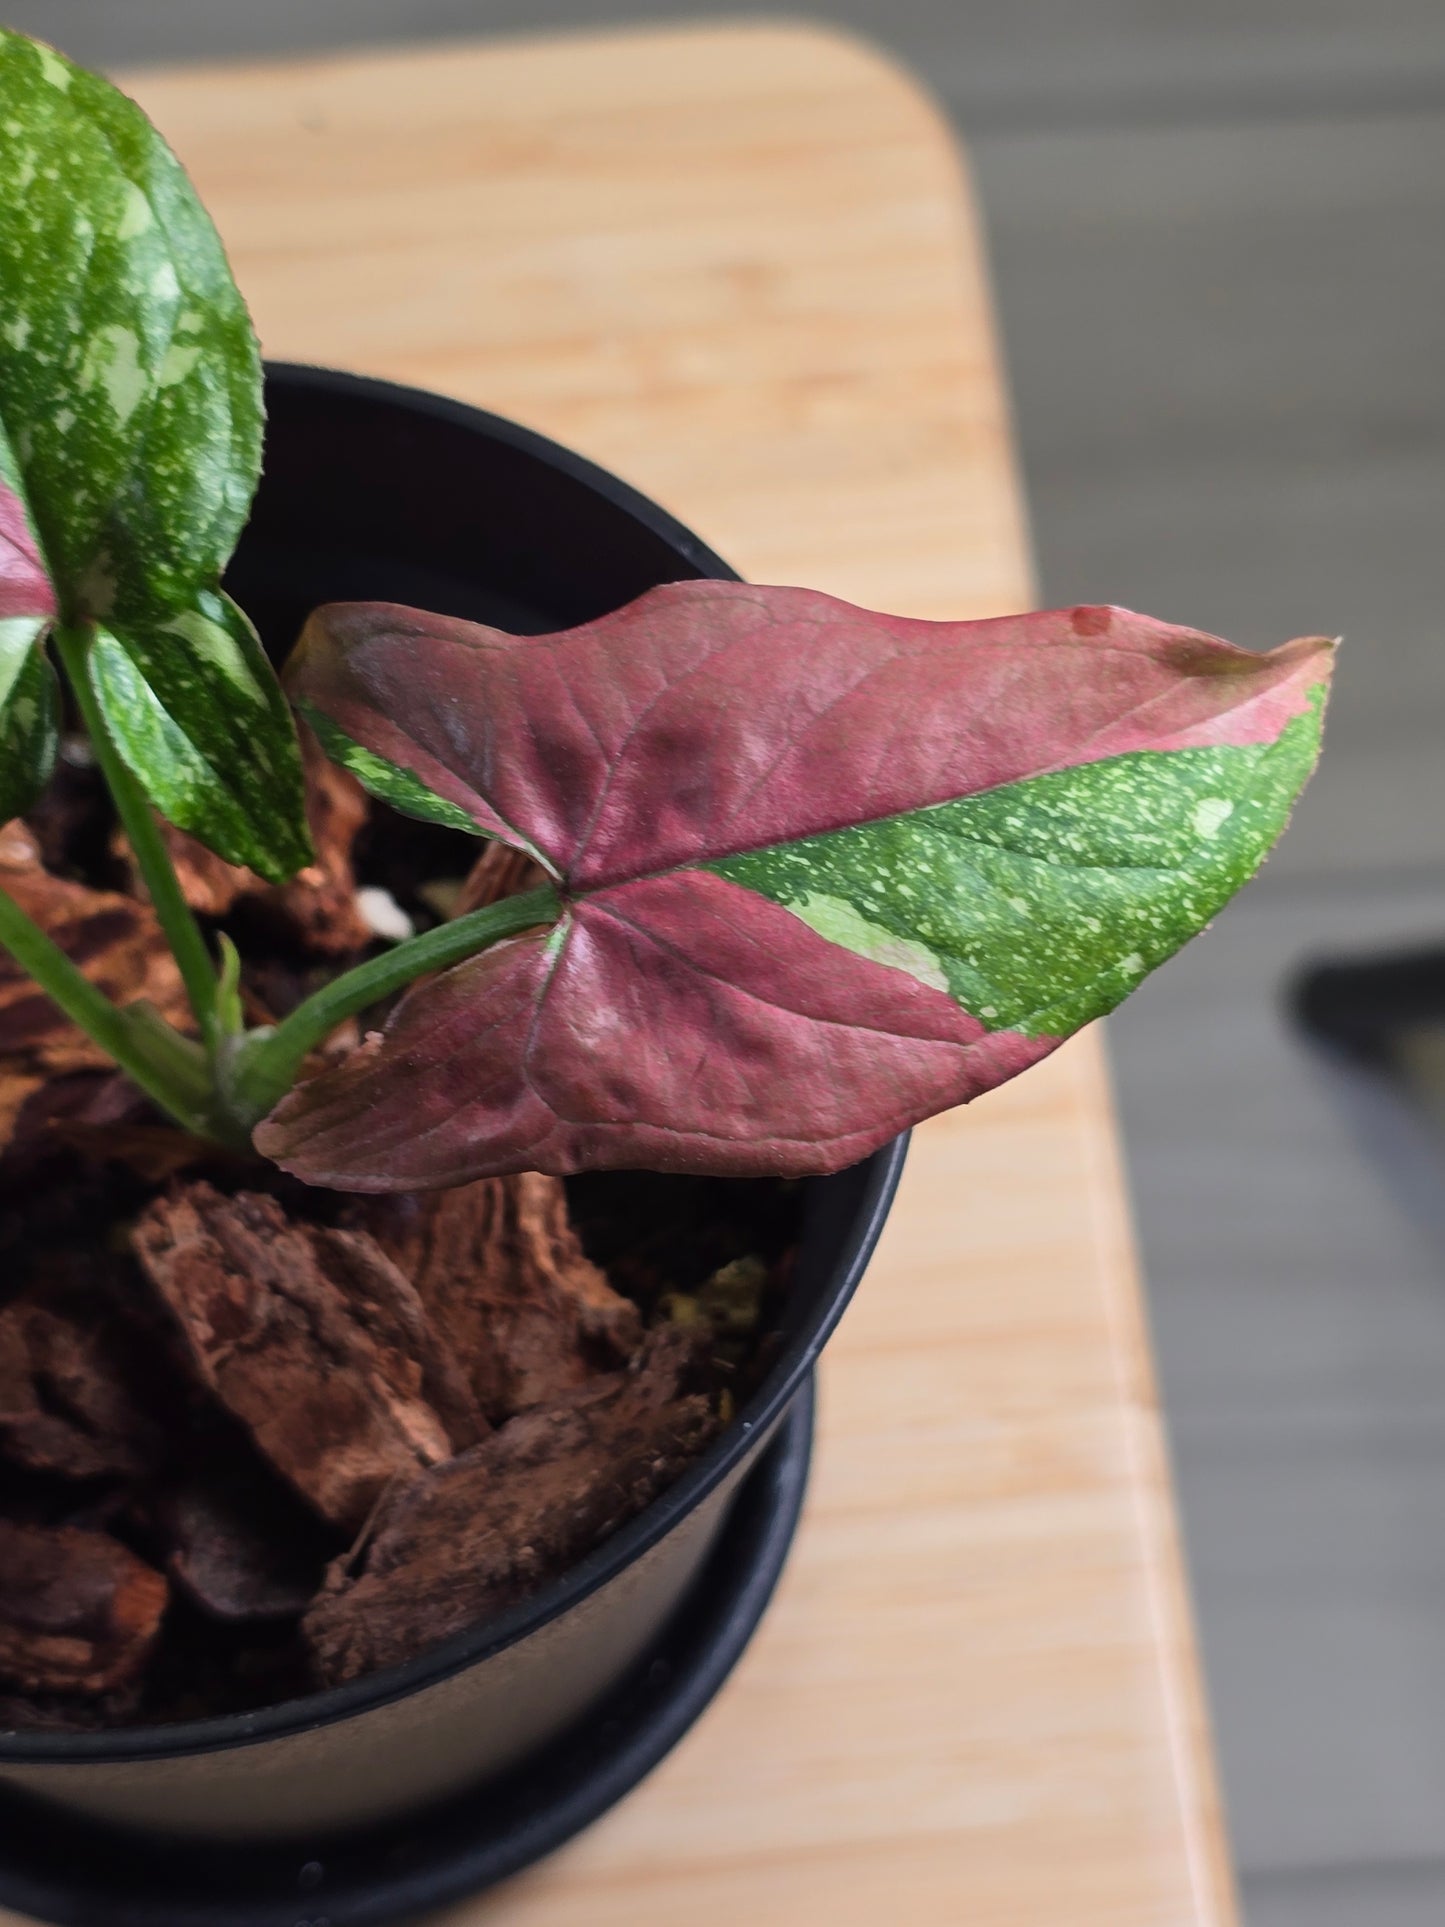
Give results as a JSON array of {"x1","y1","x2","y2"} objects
[{"x1": 13, "y1": 4, "x2": 1445, "y2": 1919}]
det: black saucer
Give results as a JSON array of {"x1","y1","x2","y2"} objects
[{"x1": 0, "y1": 1380, "x2": 814, "y2": 1927}]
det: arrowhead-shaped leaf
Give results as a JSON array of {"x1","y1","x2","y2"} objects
[
  {"x1": 0, "y1": 28, "x2": 309, "y2": 880},
  {"x1": 257, "y1": 586, "x2": 1333, "y2": 1190}
]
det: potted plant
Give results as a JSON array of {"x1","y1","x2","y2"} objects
[{"x1": 0, "y1": 27, "x2": 1332, "y2": 1924}]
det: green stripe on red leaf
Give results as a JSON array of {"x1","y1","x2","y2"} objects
[
  {"x1": 711, "y1": 689, "x2": 1325, "y2": 1038},
  {"x1": 298, "y1": 702, "x2": 527, "y2": 844},
  {"x1": 257, "y1": 585, "x2": 1333, "y2": 1189}
]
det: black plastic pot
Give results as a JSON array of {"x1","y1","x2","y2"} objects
[{"x1": 0, "y1": 368, "x2": 907, "y2": 1913}]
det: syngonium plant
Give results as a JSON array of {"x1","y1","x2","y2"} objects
[{"x1": 0, "y1": 29, "x2": 1334, "y2": 1195}]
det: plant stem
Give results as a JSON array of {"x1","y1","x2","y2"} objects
[
  {"x1": 0, "y1": 882, "x2": 216, "y2": 1134},
  {"x1": 53, "y1": 625, "x2": 220, "y2": 1048},
  {"x1": 231, "y1": 884, "x2": 561, "y2": 1126}
]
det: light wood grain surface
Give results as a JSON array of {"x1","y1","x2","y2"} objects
[{"x1": 8, "y1": 23, "x2": 1237, "y2": 1924}]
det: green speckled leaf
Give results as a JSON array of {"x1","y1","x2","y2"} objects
[
  {"x1": 88, "y1": 593, "x2": 311, "y2": 882},
  {"x1": 0, "y1": 29, "x2": 257, "y2": 614},
  {"x1": 712, "y1": 690, "x2": 1325, "y2": 1038},
  {"x1": 299, "y1": 703, "x2": 498, "y2": 839},
  {"x1": 0, "y1": 617, "x2": 58, "y2": 820},
  {"x1": 0, "y1": 28, "x2": 309, "y2": 876}
]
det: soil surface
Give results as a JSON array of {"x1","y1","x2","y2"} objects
[{"x1": 0, "y1": 744, "x2": 798, "y2": 1731}]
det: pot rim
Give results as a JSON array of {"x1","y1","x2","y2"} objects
[{"x1": 0, "y1": 366, "x2": 910, "y2": 1767}]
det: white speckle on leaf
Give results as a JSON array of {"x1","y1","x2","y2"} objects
[
  {"x1": 151, "y1": 262, "x2": 180, "y2": 301},
  {"x1": 161, "y1": 609, "x2": 267, "y2": 703},
  {"x1": 1191, "y1": 796, "x2": 1234, "y2": 840},
  {"x1": 36, "y1": 47, "x2": 70, "y2": 90},
  {"x1": 784, "y1": 890, "x2": 950, "y2": 994},
  {"x1": 115, "y1": 182, "x2": 153, "y2": 240},
  {"x1": 1120, "y1": 952, "x2": 1144, "y2": 975},
  {"x1": 3, "y1": 316, "x2": 29, "y2": 351},
  {"x1": 157, "y1": 343, "x2": 201, "y2": 389},
  {"x1": 80, "y1": 324, "x2": 146, "y2": 425},
  {"x1": 356, "y1": 887, "x2": 415, "y2": 944},
  {"x1": 1008, "y1": 895, "x2": 1029, "y2": 915}
]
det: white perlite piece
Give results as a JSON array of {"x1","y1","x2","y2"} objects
[{"x1": 356, "y1": 887, "x2": 414, "y2": 944}]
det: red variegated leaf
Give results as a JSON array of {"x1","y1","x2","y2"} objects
[{"x1": 259, "y1": 585, "x2": 1333, "y2": 1190}]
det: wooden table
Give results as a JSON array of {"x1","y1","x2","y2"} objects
[{"x1": 17, "y1": 23, "x2": 1239, "y2": 1924}]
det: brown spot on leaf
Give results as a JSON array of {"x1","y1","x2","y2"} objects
[{"x1": 1070, "y1": 605, "x2": 1113, "y2": 637}]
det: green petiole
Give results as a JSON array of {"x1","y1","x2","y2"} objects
[
  {"x1": 0, "y1": 865, "x2": 558, "y2": 1152},
  {"x1": 229, "y1": 884, "x2": 561, "y2": 1130},
  {"x1": 0, "y1": 881, "x2": 218, "y2": 1138},
  {"x1": 53, "y1": 626, "x2": 222, "y2": 1050}
]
